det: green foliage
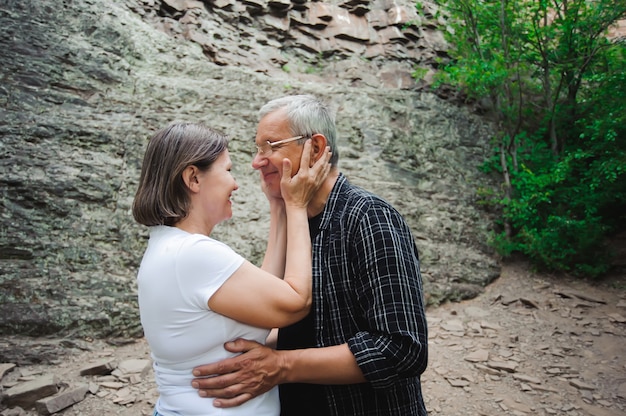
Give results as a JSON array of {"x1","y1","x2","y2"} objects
[
  {"x1": 491, "y1": 153, "x2": 616, "y2": 276},
  {"x1": 435, "y1": 0, "x2": 626, "y2": 277}
]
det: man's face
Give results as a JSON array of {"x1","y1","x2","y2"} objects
[{"x1": 251, "y1": 109, "x2": 304, "y2": 199}]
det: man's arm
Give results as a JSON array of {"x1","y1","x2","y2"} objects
[
  {"x1": 280, "y1": 343, "x2": 366, "y2": 384},
  {"x1": 191, "y1": 339, "x2": 366, "y2": 408},
  {"x1": 346, "y1": 204, "x2": 428, "y2": 388}
]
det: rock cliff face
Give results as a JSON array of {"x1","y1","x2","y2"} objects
[
  {"x1": 129, "y1": 0, "x2": 449, "y2": 90},
  {"x1": 0, "y1": 0, "x2": 499, "y2": 338}
]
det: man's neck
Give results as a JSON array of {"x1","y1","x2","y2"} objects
[{"x1": 307, "y1": 169, "x2": 340, "y2": 218}]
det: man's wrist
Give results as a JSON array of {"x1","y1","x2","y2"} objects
[{"x1": 277, "y1": 349, "x2": 296, "y2": 384}]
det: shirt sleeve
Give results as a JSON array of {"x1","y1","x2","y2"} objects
[
  {"x1": 175, "y1": 235, "x2": 245, "y2": 310},
  {"x1": 346, "y1": 203, "x2": 429, "y2": 389}
]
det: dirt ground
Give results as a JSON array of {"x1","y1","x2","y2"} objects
[{"x1": 1, "y1": 260, "x2": 625, "y2": 416}]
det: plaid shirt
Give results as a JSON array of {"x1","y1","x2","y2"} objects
[{"x1": 281, "y1": 173, "x2": 429, "y2": 416}]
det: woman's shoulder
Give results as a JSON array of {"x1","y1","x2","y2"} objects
[{"x1": 151, "y1": 226, "x2": 238, "y2": 258}]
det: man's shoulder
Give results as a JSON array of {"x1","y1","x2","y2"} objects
[
  {"x1": 340, "y1": 178, "x2": 394, "y2": 211},
  {"x1": 330, "y1": 175, "x2": 402, "y2": 225},
  {"x1": 335, "y1": 173, "x2": 386, "y2": 204}
]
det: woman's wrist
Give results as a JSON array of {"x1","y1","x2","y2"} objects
[{"x1": 268, "y1": 198, "x2": 286, "y2": 214}]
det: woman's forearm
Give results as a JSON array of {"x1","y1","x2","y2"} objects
[
  {"x1": 282, "y1": 204, "x2": 312, "y2": 305},
  {"x1": 261, "y1": 200, "x2": 287, "y2": 277}
]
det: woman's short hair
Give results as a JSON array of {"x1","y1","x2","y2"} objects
[{"x1": 132, "y1": 122, "x2": 229, "y2": 226}]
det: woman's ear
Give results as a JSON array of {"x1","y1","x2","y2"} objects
[
  {"x1": 309, "y1": 133, "x2": 328, "y2": 164},
  {"x1": 182, "y1": 165, "x2": 200, "y2": 192}
]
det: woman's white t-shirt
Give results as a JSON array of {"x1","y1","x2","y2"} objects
[{"x1": 137, "y1": 225, "x2": 278, "y2": 415}]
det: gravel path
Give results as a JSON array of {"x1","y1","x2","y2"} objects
[{"x1": 1, "y1": 261, "x2": 624, "y2": 415}]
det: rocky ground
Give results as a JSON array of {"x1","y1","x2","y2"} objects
[{"x1": 1, "y1": 260, "x2": 625, "y2": 416}]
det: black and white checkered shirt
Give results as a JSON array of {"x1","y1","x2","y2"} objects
[{"x1": 280, "y1": 173, "x2": 428, "y2": 416}]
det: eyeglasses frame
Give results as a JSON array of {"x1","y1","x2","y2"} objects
[{"x1": 255, "y1": 135, "x2": 307, "y2": 156}]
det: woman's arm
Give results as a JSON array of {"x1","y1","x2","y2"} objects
[
  {"x1": 260, "y1": 198, "x2": 287, "y2": 277},
  {"x1": 208, "y1": 142, "x2": 331, "y2": 329}
]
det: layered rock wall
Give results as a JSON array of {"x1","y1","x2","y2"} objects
[
  {"x1": 130, "y1": 0, "x2": 449, "y2": 89},
  {"x1": 0, "y1": 0, "x2": 499, "y2": 338}
]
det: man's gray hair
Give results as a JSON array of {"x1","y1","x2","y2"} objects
[{"x1": 259, "y1": 95, "x2": 339, "y2": 166}]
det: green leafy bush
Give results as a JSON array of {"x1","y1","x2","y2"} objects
[{"x1": 430, "y1": 0, "x2": 626, "y2": 277}]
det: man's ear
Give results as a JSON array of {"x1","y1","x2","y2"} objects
[
  {"x1": 182, "y1": 165, "x2": 200, "y2": 192},
  {"x1": 309, "y1": 133, "x2": 327, "y2": 163}
]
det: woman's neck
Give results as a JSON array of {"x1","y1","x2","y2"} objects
[{"x1": 175, "y1": 215, "x2": 214, "y2": 236}]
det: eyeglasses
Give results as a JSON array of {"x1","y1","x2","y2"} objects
[{"x1": 254, "y1": 135, "x2": 306, "y2": 156}]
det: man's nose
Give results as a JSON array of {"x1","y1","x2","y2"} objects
[{"x1": 251, "y1": 152, "x2": 267, "y2": 170}]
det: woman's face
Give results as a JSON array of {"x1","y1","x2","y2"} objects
[{"x1": 196, "y1": 150, "x2": 239, "y2": 225}]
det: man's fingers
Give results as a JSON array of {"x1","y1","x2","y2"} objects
[
  {"x1": 213, "y1": 393, "x2": 255, "y2": 409},
  {"x1": 192, "y1": 372, "x2": 238, "y2": 390},
  {"x1": 192, "y1": 339, "x2": 262, "y2": 378},
  {"x1": 195, "y1": 379, "x2": 260, "y2": 408},
  {"x1": 224, "y1": 338, "x2": 264, "y2": 353},
  {"x1": 197, "y1": 382, "x2": 244, "y2": 398},
  {"x1": 192, "y1": 359, "x2": 233, "y2": 378}
]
